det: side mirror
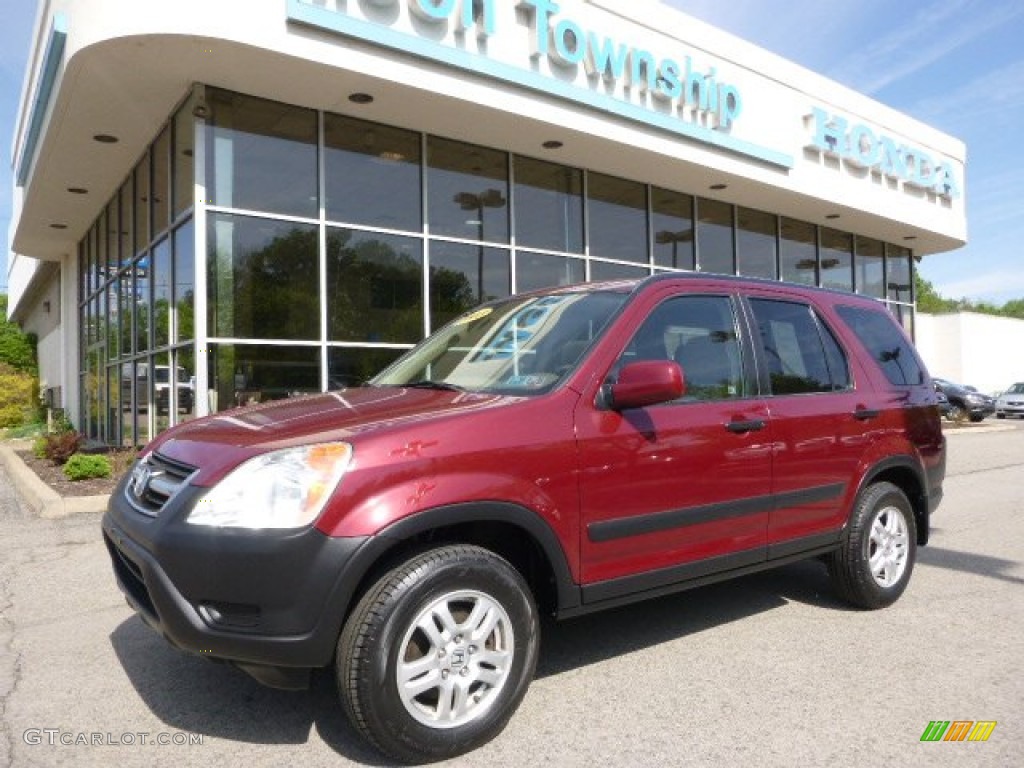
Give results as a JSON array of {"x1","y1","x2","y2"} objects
[{"x1": 609, "y1": 360, "x2": 685, "y2": 410}]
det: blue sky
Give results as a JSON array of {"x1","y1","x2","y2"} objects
[{"x1": 3, "y1": 1, "x2": 1023, "y2": 302}]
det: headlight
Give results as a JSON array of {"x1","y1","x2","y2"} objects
[
  {"x1": 965, "y1": 393, "x2": 984, "y2": 403},
  {"x1": 187, "y1": 442, "x2": 353, "y2": 529}
]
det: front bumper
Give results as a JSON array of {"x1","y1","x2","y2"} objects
[
  {"x1": 996, "y1": 401, "x2": 1024, "y2": 417},
  {"x1": 967, "y1": 402, "x2": 995, "y2": 418},
  {"x1": 102, "y1": 471, "x2": 369, "y2": 687}
]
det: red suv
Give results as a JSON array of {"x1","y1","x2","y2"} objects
[{"x1": 103, "y1": 274, "x2": 945, "y2": 762}]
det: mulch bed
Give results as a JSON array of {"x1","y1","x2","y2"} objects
[{"x1": 16, "y1": 450, "x2": 126, "y2": 497}]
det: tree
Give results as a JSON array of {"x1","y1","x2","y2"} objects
[
  {"x1": 0, "y1": 295, "x2": 38, "y2": 373},
  {"x1": 913, "y1": 274, "x2": 958, "y2": 314}
]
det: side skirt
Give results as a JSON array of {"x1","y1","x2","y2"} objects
[{"x1": 560, "y1": 531, "x2": 841, "y2": 620}]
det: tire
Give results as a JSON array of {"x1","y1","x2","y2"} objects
[
  {"x1": 969, "y1": 414, "x2": 985, "y2": 423},
  {"x1": 947, "y1": 402, "x2": 967, "y2": 422},
  {"x1": 996, "y1": 413, "x2": 1005, "y2": 419},
  {"x1": 827, "y1": 482, "x2": 916, "y2": 609},
  {"x1": 337, "y1": 545, "x2": 539, "y2": 763}
]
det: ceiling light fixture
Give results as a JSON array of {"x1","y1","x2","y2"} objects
[
  {"x1": 709, "y1": 183, "x2": 727, "y2": 190},
  {"x1": 542, "y1": 140, "x2": 563, "y2": 149},
  {"x1": 93, "y1": 134, "x2": 118, "y2": 144},
  {"x1": 348, "y1": 92, "x2": 374, "y2": 104},
  {"x1": 67, "y1": 187, "x2": 88, "y2": 194}
]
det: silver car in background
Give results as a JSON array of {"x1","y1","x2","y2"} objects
[{"x1": 996, "y1": 382, "x2": 1024, "y2": 419}]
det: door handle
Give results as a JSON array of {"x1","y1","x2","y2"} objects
[
  {"x1": 725, "y1": 419, "x2": 765, "y2": 433},
  {"x1": 852, "y1": 408, "x2": 880, "y2": 421}
]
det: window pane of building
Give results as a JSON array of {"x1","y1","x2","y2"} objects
[
  {"x1": 590, "y1": 260, "x2": 649, "y2": 281},
  {"x1": 96, "y1": 211, "x2": 108, "y2": 289},
  {"x1": 515, "y1": 252, "x2": 585, "y2": 292},
  {"x1": 428, "y1": 240, "x2": 510, "y2": 331},
  {"x1": 652, "y1": 187, "x2": 694, "y2": 270},
  {"x1": 136, "y1": 359, "x2": 151, "y2": 446},
  {"x1": 175, "y1": 344, "x2": 197, "y2": 423},
  {"x1": 855, "y1": 236, "x2": 885, "y2": 298},
  {"x1": 119, "y1": 269, "x2": 134, "y2": 357},
  {"x1": 173, "y1": 102, "x2": 194, "y2": 219},
  {"x1": 134, "y1": 152, "x2": 150, "y2": 254},
  {"x1": 887, "y1": 245, "x2": 913, "y2": 303},
  {"x1": 152, "y1": 126, "x2": 170, "y2": 235},
  {"x1": 513, "y1": 156, "x2": 583, "y2": 253},
  {"x1": 134, "y1": 256, "x2": 150, "y2": 352},
  {"x1": 427, "y1": 136, "x2": 508, "y2": 242},
  {"x1": 154, "y1": 349, "x2": 172, "y2": 435},
  {"x1": 119, "y1": 180, "x2": 133, "y2": 267},
  {"x1": 328, "y1": 346, "x2": 408, "y2": 389},
  {"x1": 208, "y1": 213, "x2": 320, "y2": 340},
  {"x1": 737, "y1": 207, "x2": 777, "y2": 280},
  {"x1": 780, "y1": 218, "x2": 817, "y2": 285},
  {"x1": 173, "y1": 220, "x2": 195, "y2": 342},
  {"x1": 326, "y1": 228, "x2": 423, "y2": 343},
  {"x1": 820, "y1": 227, "x2": 853, "y2": 291},
  {"x1": 106, "y1": 277, "x2": 119, "y2": 360},
  {"x1": 106, "y1": 365, "x2": 120, "y2": 445},
  {"x1": 205, "y1": 88, "x2": 318, "y2": 218},
  {"x1": 696, "y1": 197, "x2": 734, "y2": 275},
  {"x1": 152, "y1": 238, "x2": 171, "y2": 348},
  {"x1": 210, "y1": 343, "x2": 321, "y2": 411},
  {"x1": 587, "y1": 172, "x2": 647, "y2": 263},
  {"x1": 325, "y1": 114, "x2": 422, "y2": 231}
]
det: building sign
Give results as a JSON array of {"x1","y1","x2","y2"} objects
[
  {"x1": 806, "y1": 107, "x2": 960, "y2": 200},
  {"x1": 286, "y1": 0, "x2": 793, "y2": 169}
]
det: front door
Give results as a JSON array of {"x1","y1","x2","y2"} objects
[{"x1": 576, "y1": 291, "x2": 773, "y2": 597}]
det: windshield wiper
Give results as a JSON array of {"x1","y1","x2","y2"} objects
[{"x1": 407, "y1": 380, "x2": 467, "y2": 392}]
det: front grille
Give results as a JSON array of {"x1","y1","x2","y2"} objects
[{"x1": 126, "y1": 451, "x2": 197, "y2": 516}]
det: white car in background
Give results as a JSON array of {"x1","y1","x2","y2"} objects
[{"x1": 995, "y1": 382, "x2": 1024, "y2": 419}]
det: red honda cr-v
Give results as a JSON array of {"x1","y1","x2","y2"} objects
[{"x1": 103, "y1": 274, "x2": 945, "y2": 762}]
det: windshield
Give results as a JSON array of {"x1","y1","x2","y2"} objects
[
  {"x1": 372, "y1": 291, "x2": 627, "y2": 395},
  {"x1": 1007, "y1": 383, "x2": 1024, "y2": 394}
]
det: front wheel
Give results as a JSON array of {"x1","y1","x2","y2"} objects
[
  {"x1": 827, "y1": 482, "x2": 916, "y2": 609},
  {"x1": 337, "y1": 545, "x2": 539, "y2": 763}
]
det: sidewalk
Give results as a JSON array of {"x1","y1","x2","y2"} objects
[{"x1": 0, "y1": 440, "x2": 109, "y2": 518}]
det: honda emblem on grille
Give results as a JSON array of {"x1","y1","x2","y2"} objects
[{"x1": 131, "y1": 463, "x2": 163, "y2": 497}]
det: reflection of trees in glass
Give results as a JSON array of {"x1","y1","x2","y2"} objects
[
  {"x1": 430, "y1": 265, "x2": 476, "y2": 320},
  {"x1": 326, "y1": 230, "x2": 424, "y2": 343},
  {"x1": 177, "y1": 290, "x2": 195, "y2": 341},
  {"x1": 218, "y1": 226, "x2": 319, "y2": 340}
]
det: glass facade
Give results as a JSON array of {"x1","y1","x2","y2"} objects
[{"x1": 77, "y1": 85, "x2": 919, "y2": 446}]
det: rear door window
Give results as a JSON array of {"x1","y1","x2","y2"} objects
[{"x1": 749, "y1": 299, "x2": 851, "y2": 395}]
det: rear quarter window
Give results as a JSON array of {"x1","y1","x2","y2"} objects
[{"x1": 835, "y1": 305, "x2": 926, "y2": 386}]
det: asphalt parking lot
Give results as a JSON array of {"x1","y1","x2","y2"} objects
[{"x1": 2, "y1": 423, "x2": 1022, "y2": 767}]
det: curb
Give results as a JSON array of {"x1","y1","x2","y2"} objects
[
  {"x1": 943, "y1": 421, "x2": 1020, "y2": 436},
  {"x1": 0, "y1": 442, "x2": 110, "y2": 518}
]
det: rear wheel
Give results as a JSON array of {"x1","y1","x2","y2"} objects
[
  {"x1": 337, "y1": 545, "x2": 539, "y2": 763},
  {"x1": 828, "y1": 482, "x2": 916, "y2": 609}
]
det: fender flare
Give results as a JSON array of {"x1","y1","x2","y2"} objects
[{"x1": 851, "y1": 456, "x2": 930, "y2": 545}]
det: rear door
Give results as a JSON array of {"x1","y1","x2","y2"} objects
[
  {"x1": 575, "y1": 287, "x2": 773, "y2": 596},
  {"x1": 744, "y1": 294, "x2": 872, "y2": 554}
]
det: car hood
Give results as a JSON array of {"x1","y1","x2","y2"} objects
[{"x1": 148, "y1": 387, "x2": 517, "y2": 485}]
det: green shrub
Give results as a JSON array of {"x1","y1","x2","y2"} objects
[
  {"x1": 32, "y1": 436, "x2": 48, "y2": 459},
  {"x1": 44, "y1": 431, "x2": 83, "y2": 465},
  {"x1": 62, "y1": 453, "x2": 113, "y2": 481}
]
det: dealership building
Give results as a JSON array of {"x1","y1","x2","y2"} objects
[{"x1": 6, "y1": 0, "x2": 967, "y2": 446}]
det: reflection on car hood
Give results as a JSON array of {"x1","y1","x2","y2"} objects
[{"x1": 148, "y1": 387, "x2": 516, "y2": 485}]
